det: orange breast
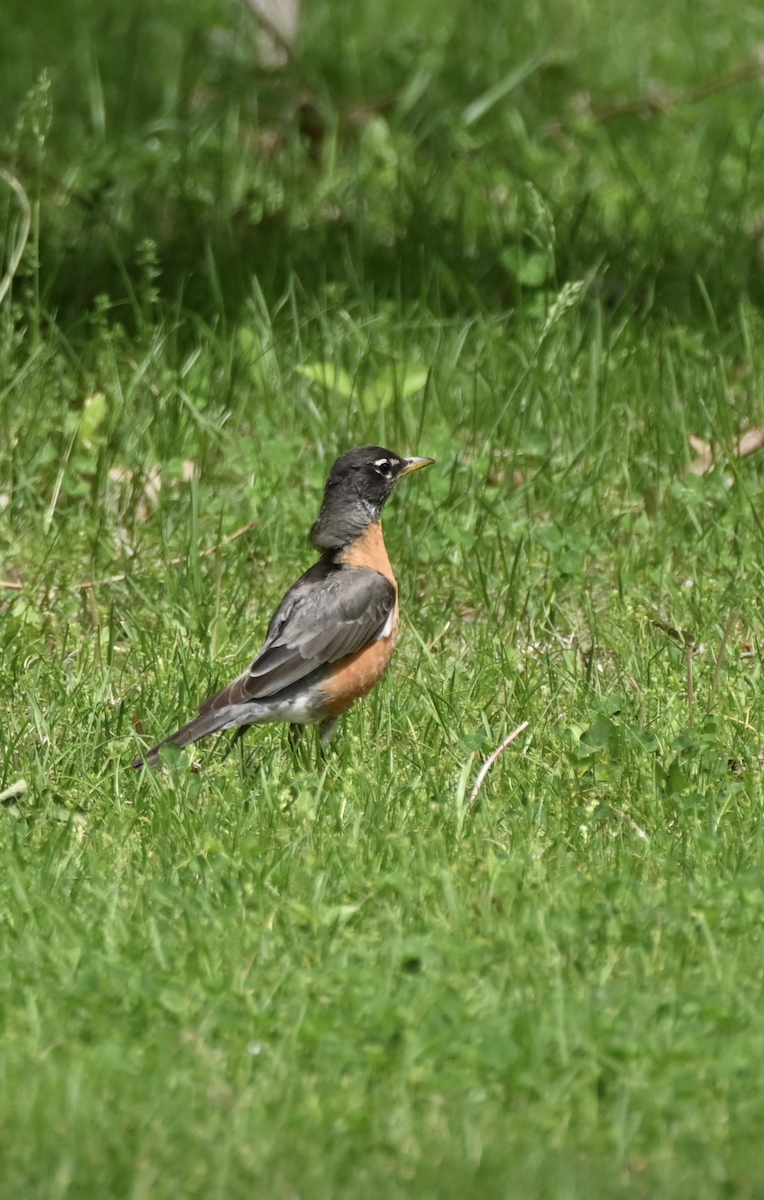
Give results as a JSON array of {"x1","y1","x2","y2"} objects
[
  {"x1": 339, "y1": 522, "x2": 396, "y2": 583},
  {"x1": 320, "y1": 605, "x2": 400, "y2": 718},
  {"x1": 323, "y1": 521, "x2": 399, "y2": 718}
]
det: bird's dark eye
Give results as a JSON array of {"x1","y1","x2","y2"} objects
[{"x1": 374, "y1": 458, "x2": 393, "y2": 477}]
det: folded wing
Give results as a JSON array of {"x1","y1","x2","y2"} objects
[{"x1": 199, "y1": 563, "x2": 396, "y2": 713}]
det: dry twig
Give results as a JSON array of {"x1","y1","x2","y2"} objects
[
  {"x1": 0, "y1": 779, "x2": 27, "y2": 803},
  {"x1": 468, "y1": 721, "x2": 529, "y2": 811}
]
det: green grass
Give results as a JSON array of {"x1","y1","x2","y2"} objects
[
  {"x1": 5, "y1": 0, "x2": 764, "y2": 1196},
  {"x1": 4, "y1": 0, "x2": 764, "y2": 316}
]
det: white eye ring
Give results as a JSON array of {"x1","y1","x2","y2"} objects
[{"x1": 374, "y1": 458, "x2": 393, "y2": 475}]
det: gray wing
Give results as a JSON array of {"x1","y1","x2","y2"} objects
[{"x1": 199, "y1": 564, "x2": 396, "y2": 713}]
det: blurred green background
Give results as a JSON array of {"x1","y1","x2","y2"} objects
[{"x1": 4, "y1": 0, "x2": 764, "y2": 320}]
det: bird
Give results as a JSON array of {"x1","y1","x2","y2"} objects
[{"x1": 135, "y1": 445, "x2": 434, "y2": 768}]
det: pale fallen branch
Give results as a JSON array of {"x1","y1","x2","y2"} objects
[
  {"x1": 0, "y1": 580, "x2": 23, "y2": 590},
  {"x1": 0, "y1": 779, "x2": 27, "y2": 803},
  {"x1": 687, "y1": 427, "x2": 764, "y2": 476},
  {"x1": 468, "y1": 721, "x2": 529, "y2": 811}
]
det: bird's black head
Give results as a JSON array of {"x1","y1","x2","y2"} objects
[{"x1": 310, "y1": 445, "x2": 435, "y2": 551}]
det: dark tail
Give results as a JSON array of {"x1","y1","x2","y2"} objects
[{"x1": 133, "y1": 703, "x2": 264, "y2": 769}]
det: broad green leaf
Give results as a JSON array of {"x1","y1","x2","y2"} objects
[
  {"x1": 580, "y1": 718, "x2": 616, "y2": 753},
  {"x1": 501, "y1": 247, "x2": 552, "y2": 288},
  {"x1": 62, "y1": 471, "x2": 90, "y2": 497},
  {"x1": 360, "y1": 388, "x2": 381, "y2": 416},
  {"x1": 70, "y1": 455, "x2": 97, "y2": 475},
  {"x1": 297, "y1": 363, "x2": 354, "y2": 398},
  {"x1": 627, "y1": 726, "x2": 660, "y2": 753},
  {"x1": 517, "y1": 252, "x2": 551, "y2": 288},
  {"x1": 361, "y1": 365, "x2": 429, "y2": 414},
  {"x1": 79, "y1": 392, "x2": 107, "y2": 447},
  {"x1": 399, "y1": 365, "x2": 429, "y2": 398},
  {"x1": 555, "y1": 550, "x2": 584, "y2": 577},
  {"x1": 35, "y1": 440, "x2": 57, "y2": 467},
  {"x1": 592, "y1": 694, "x2": 626, "y2": 717},
  {"x1": 666, "y1": 760, "x2": 688, "y2": 795}
]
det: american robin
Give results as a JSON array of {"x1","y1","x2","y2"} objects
[{"x1": 135, "y1": 445, "x2": 434, "y2": 767}]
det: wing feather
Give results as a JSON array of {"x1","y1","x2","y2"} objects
[{"x1": 199, "y1": 563, "x2": 396, "y2": 713}]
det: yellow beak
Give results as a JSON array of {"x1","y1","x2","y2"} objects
[{"x1": 399, "y1": 456, "x2": 436, "y2": 477}]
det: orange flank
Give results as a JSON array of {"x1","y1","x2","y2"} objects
[
  {"x1": 324, "y1": 520, "x2": 400, "y2": 717},
  {"x1": 319, "y1": 613, "x2": 400, "y2": 718}
]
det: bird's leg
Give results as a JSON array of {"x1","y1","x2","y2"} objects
[
  {"x1": 314, "y1": 717, "x2": 341, "y2": 769},
  {"x1": 319, "y1": 717, "x2": 339, "y2": 747}
]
